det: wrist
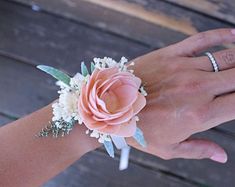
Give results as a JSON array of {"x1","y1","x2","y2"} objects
[{"x1": 40, "y1": 102, "x2": 101, "y2": 159}]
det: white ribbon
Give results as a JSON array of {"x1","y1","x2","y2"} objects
[{"x1": 111, "y1": 135, "x2": 130, "y2": 170}]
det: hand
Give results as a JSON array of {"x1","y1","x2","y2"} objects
[{"x1": 127, "y1": 28, "x2": 235, "y2": 163}]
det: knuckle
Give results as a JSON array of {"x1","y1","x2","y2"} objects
[
  {"x1": 221, "y1": 50, "x2": 235, "y2": 66},
  {"x1": 194, "y1": 32, "x2": 208, "y2": 44}
]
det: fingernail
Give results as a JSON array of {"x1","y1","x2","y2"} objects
[
  {"x1": 210, "y1": 153, "x2": 227, "y2": 163},
  {"x1": 231, "y1": 29, "x2": 235, "y2": 35}
]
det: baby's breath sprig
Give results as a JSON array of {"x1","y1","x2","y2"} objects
[{"x1": 36, "y1": 118, "x2": 77, "y2": 138}]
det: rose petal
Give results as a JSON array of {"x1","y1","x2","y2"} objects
[
  {"x1": 101, "y1": 90, "x2": 119, "y2": 113},
  {"x1": 92, "y1": 106, "x2": 130, "y2": 121},
  {"x1": 114, "y1": 117, "x2": 137, "y2": 137},
  {"x1": 85, "y1": 120, "x2": 107, "y2": 130},
  {"x1": 78, "y1": 104, "x2": 96, "y2": 124},
  {"x1": 89, "y1": 80, "x2": 101, "y2": 111},
  {"x1": 98, "y1": 124, "x2": 121, "y2": 134},
  {"x1": 111, "y1": 84, "x2": 138, "y2": 112},
  {"x1": 132, "y1": 92, "x2": 147, "y2": 115},
  {"x1": 99, "y1": 78, "x2": 122, "y2": 99},
  {"x1": 96, "y1": 96, "x2": 109, "y2": 113},
  {"x1": 112, "y1": 73, "x2": 141, "y2": 88},
  {"x1": 96, "y1": 67, "x2": 119, "y2": 81},
  {"x1": 105, "y1": 108, "x2": 133, "y2": 125}
]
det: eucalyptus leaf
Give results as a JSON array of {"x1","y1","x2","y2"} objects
[
  {"x1": 37, "y1": 65, "x2": 71, "y2": 86},
  {"x1": 133, "y1": 127, "x2": 146, "y2": 147},
  {"x1": 81, "y1": 62, "x2": 89, "y2": 76},
  {"x1": 90, "y1": 62, "x2": 95, "y2": 73},
  {"x1": 104, "y1": 140, "x2": 115, "y2": 158}
]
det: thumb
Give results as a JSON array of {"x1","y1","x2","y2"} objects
[{"x1": 172, "y1": 138, "x2": 228, "y2": 163}]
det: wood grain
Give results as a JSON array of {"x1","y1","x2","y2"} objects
[
  {"x1": 85, "y1": 0, "x2": 198, "y2": 35},
  {"x1": 165, "y1": 0, "x2": 235, "y2": 25},
  {"x1": 44, "y1": 151, "x2": 197, "y2": 187},
  {"x1": 12, "y1": 0, "x2": 233, "y2": 48},
  {"x1": 1, "y1": 1, "x2": 235, "y2": 186},
  {"x1": 0, "y1": 114, "x2": 12, "y2": 126},
  {"x1": 0, "y1": 1, "x2": 149, "y2": 74}
]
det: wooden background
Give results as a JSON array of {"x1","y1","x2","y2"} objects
[{"x1": 0, "y1": 0, "x2": 235, "y2": 186}]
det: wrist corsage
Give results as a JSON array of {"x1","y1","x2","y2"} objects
[{"x1": 37, "y1": 57, "x2": 147, "y2": 170}]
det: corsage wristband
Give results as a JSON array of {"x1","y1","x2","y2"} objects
[{"x1": 37, "y1": 57, "x2": 147, "y2": 170}]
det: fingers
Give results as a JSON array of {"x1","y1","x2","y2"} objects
[
  {"x1": 170, "y1": 138, "x2": 227, "y2": 163},
  {"x1": 189, "y1": 48, "x2": 235, "y2": 72},
  {"x1": 171, "y1": 28, "x2": 235, "y2": 57}
]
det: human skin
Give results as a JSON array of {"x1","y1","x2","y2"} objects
[{"x1": 1, "y1": 28, "x2": 235, "y2": 186}]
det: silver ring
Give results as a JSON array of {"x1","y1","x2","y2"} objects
[{"x1": 205, "y1": 52, "x2": 219, "y2": 72}]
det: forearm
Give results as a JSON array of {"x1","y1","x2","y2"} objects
[{"x1": 0, "y1": 102, "x2": 100, "y2": 187}]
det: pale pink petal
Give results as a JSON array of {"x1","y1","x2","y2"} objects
[
  {"x1": 98, "y1": 125, "x2": 121, "y2": 134},
  {"x1": 105, "y1": 108, "x2": 133, "y2": 125},
  {"x1": 89, "y1": 81, "x2": 101, "y2": 110},
  {"x1": 132, "y1": 92, "x2": 147, "y2": 115},
  {"x1": 99, "y1": 79, "x2": 122, "y2": 98},
  {"x1": 96, "y1": 67, "x2": 119, "y2": 81},
  {"x1": 88, "y1": 102, "x2": 108, "y2": 119},
  {"x1": 101, "y1": 90, "x2": 119, "y2": 113},
  {"x1": 92, "y1": 106, "x2": 130, "y2": 121},
  {"x1": 86, "y1": 68, "x2": 100, "y2": 94},
  {"x1": 112, "y1": 85, "x2": 138, "y2": 112},
  {"x1": 112, "y1": 74, "x2": 141, "y2": 88},
  {"x1": 78, "y1": 104, "x2": 96, "y2": 124},
  {"x1": 96, "y1": 96, "x2": 109, "y2": 113},
  {"x1": 114, "y1": 117, "x2": 137, "y2": 137},
  {"x1": 84, "y1": 120, "x2": 107, "y2": 130}
]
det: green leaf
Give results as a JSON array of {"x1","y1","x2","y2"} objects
[
  {"x1": 104, "y1": 140, "x2": 115, "y2": 158},
  {"x1": 37, "y1": 65, "x2": 71, "y2": 86},
  {"x1": 90, "y1": 62, "x2": 95, "y2": 73},
  {"x1": 133, "y1": 127, "x2": 146, "y2": 147},
  {"x1": 81, "y1": 62, "x2": 89, "y2": 76}
]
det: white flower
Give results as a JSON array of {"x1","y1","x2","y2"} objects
[
  {"x1": 93, "y1": 57, "x2": 131, "y2": 73},
  {"x1": 87, "y1": 129, "x2": 111, "y2": 143},
  {"x1": 140, "y1": 86, "x2": 147, "y2": 96},
  {"x1": 70, "y1": 72, "x2": 84, "y2": 90},
  {"x1": 52, "y1": 86, "x2": 81, "y2": 123}
]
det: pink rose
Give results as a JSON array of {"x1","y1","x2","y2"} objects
[{"x1": 78, "y1": 67, "x2": 146, "y2": 137}]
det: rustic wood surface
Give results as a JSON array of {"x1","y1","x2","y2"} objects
[{"x1": 1, "y1": 0, "x2": 235, "y2": 186}]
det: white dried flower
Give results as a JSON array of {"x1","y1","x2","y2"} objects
[
  {"x1": 52, "y1": 87, "x2": 81, "y2": 123},
  {"x1": 140, "y1": 86, "x2": 147, "y2": 96},
  {"x1": 70, "y1": 72, "x2": 84, "y2": 90}
]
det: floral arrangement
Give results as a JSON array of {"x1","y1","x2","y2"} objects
[{"x1": 37, "y1": 57, "x2": 147, "y2": 170}]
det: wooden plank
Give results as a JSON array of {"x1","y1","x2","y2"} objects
[
  {"x1": 0, "y1": 0, "x2": 149, "y2": 74},
  {"x1": 85, "y1": 0, "x2": 197, "y2": 35},
  {"x1": 0, "y1": 57, "x2": 58, "y2": 117},
  {"x1": 12, "y1": 0, "x2": 233, "y2": 48},
  {"x1": 1, "y1": 2, "x2": 235, "y2": 186},
  {"x1": 44, "y1": 151, "x2": 197, "y2": 187},
  {"x1": 165, "y1": 0, "x2": 235, "y2": 25},
  {"x1": 0, "y1": 114, "x2": 12, "y2": 127}
]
